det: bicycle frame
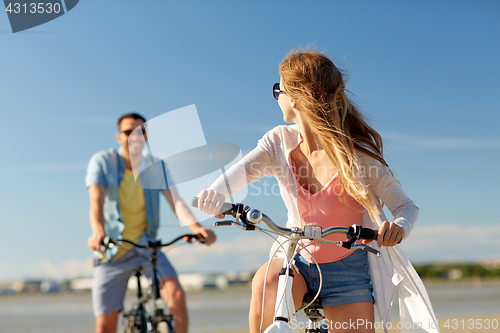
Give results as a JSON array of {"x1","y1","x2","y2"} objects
[
  {"x1": 265, "y1": 236, "x2": 298, "y2": 333},
  {"x1": 122, "y1": 267, "x2": 174, "y2": 333},
  {"x1": 122, "y1": 270, "x2": 149, "y2": 333},
  {"x1": 100, "y1": 235, "x2": 200, "y2": 333}
]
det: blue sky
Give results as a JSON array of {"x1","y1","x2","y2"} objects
[{"x1": 1, "y1": 1, "x2": 499, "y2": 280}]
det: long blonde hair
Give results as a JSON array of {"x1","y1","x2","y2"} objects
[{"x1": 279, "y1": 48, "x2": 390, "y2": 220}]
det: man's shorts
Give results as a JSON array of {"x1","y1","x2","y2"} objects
[
  {"x1": 92, "y1": 248, "x2": 177, "y2": 316},
  {"x1": 294, "y1": 249, "x2": 374, "y2": 307}
]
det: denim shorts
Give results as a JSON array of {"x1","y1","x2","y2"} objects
[
  {"x1": 294, "y1": 249, "x2": 374, "y2": 307},
  {"x1": 92, "y1": 248, "x2": 177, "y2": 316}
]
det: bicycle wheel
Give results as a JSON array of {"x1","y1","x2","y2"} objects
[
  {"x1": 156, "y1": 320, "x2": 170, "y2": 333},
  {"x1": 121, "y1": 315, "x2": 137, "y2": 333},
  {"x1": 153, "y1": 313, "x2": 175, "y2": 333},
  {"x1": 121, "y1": 310, "x2": 147, "y2": 333}
]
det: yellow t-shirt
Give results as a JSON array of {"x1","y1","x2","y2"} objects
[{"x1": 114, "y1": 169, "x2": 148, "y2": 260}]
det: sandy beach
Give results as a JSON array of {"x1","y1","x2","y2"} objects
[{"x1": 0, "y1": 281, "x2": 498, "y2": 332}]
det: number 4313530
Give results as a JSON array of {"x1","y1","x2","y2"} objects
[
  {"x1": 5, "y1": 2, "x2": 62, "y2": 14},
  {"x1": 443, "y1": 318, "x2": 498, "y2": 330}
]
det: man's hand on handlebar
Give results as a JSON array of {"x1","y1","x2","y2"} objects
[
  {"x1": 196, "y1": 189, "x2": 226, "y2": 219},
  {"x1": 189, "y1": 226, "x2": 217, "y2": 246},
  {"x1": 88, "y1": 234, "x2": 105, "y2": 251}
]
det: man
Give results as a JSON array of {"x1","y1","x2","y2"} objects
[{"x1": 86, "y1": 113, "x2": 216, "y2": 333}]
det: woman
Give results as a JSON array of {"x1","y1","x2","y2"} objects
[{"x1": 197, "y1": 49, "x2": 438, "y2": 333}]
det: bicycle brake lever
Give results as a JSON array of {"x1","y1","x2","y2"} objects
[
  {"x1": 214, "y1": 220, "x2": 255, "y2": 231},
  {"x1": 351, "y1": 243, "x2": 380, "y2": 257},
  {"x1": 94, "y1": 237, "x2": 115, "y2": 260},
  {"x1": 214, "y1": 220, "x2": 243, "y2": 228},
  {"x1": 214, "y1": 220, "x2": 231, "y2": 226}
]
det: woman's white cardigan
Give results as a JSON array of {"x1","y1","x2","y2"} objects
[{"x1": 209, "y1": 125, "x2": 439, "y2": 333}]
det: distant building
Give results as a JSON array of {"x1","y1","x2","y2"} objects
[
  {"x1": 0, "y1": 281, "x2": 18, "y2": 295},
  {"x1": 70, "y1": 278, "x2": 93, "y2": 291},
  {"x1": 40, "y1": 280, "x2": 61, "y2": 293},
  {"x1": 178, "y1": 273, "x2": 228, "y2": 291},
  {"x1": 66, "y1": 271, "x2": 253, "y2": 293},
  {"x1": 13, "y1": 280, "x2": 42, "y2": 293},
  {"x1": 448, "y1": 269, "x2": 462, "y2": 280}
]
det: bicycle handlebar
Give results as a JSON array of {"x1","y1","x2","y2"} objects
[
  {"x1": 191, "y1": 197, "x2": 295, "y2": 234},
  {"x1": 192, "y1": 197, "x2": 380, "y2": 238},
  {"x1": 101, "y1": 234, "x2": 204, "y2": 250},
  {"x1": 191, "y1": 197, "x2": 400, "y2": 255}
]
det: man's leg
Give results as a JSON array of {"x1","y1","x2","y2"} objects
[
  {"x1": 160, "y1": 276, "x2": 188, "y2": 333},
  {"x1": 95, "y1": 311, "x2": 120, "y2": 333},
  {"x1": 93, "y1": 251, "x2": 141, "y2": 333}
]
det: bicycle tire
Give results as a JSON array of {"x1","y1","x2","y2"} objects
[
  {"x1": 121, "y1": 310, "x2": 147, "y2": 333},
  {"x1": 156, "y1": 320, "x2": 172, "y2": 333},
  {"x1": 121, "y1": 315, "x2": 137, "y2": 333},
  {"x1": 152, "y1": 312, "x2": 175, "y2": 333}
]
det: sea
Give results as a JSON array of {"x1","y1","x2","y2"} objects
[{"x1": 0, "y1": 281, "x2": 499, "y2": 333}]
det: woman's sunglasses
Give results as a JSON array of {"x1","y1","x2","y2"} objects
[{"x1": 273, "y1": 82, "x2": 285, "y2": 100}]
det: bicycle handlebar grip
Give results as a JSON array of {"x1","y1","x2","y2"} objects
[
  {"x1": 191, "y1": 197, "x2": 198, "y2": 208},
  {"x1": 191, "y1": 197, "x2": 200, "y2": 208},
  {"x1": 359, "y1": 227, "x2": 378, "y2": 241},
  {"x1": 190, "y1": 234, "x2": 207, "y2": 244},
  {"x1": 191, "y1": 197, "x2": 235, "y2": 215},
  {"x1": 372, "y1": 230, "x2": 403, "y2": 244},
  {"x1": 358, "y1": 227, "x2": 402, "y2": 244}
]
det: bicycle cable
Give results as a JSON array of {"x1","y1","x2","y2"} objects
[
  {"x1": 258, "y1": 233, "x2": 324, "y2": 333},
  {"x1": 293, "y1": 241, "x2": 324, "y2": 314},
  {"x1": 291, "y1": 239, "x2": 369, "y2": 313}
]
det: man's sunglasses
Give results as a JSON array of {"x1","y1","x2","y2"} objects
[
  {"x1": 273, "y1": 82, "x2": 285, "y2": 100},
  {"x1": 120, "y1": 128, "x2": 146, "y2": 136}
]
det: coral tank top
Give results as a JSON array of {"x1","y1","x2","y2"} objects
[{"x1": 292, "y1": 160, "x2": 365, "y2": 264}]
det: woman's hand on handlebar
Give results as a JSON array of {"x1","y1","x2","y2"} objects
[
  {"x1": 196, "y1": 189, "x2": 226, "y2": 218},
  {"x1": 376, "y1": 221, "x2": 404, "y2": 247}
]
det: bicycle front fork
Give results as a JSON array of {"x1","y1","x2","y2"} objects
[{"x1": 264, "y1": 263, "x2": 296, "y2": 333}]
